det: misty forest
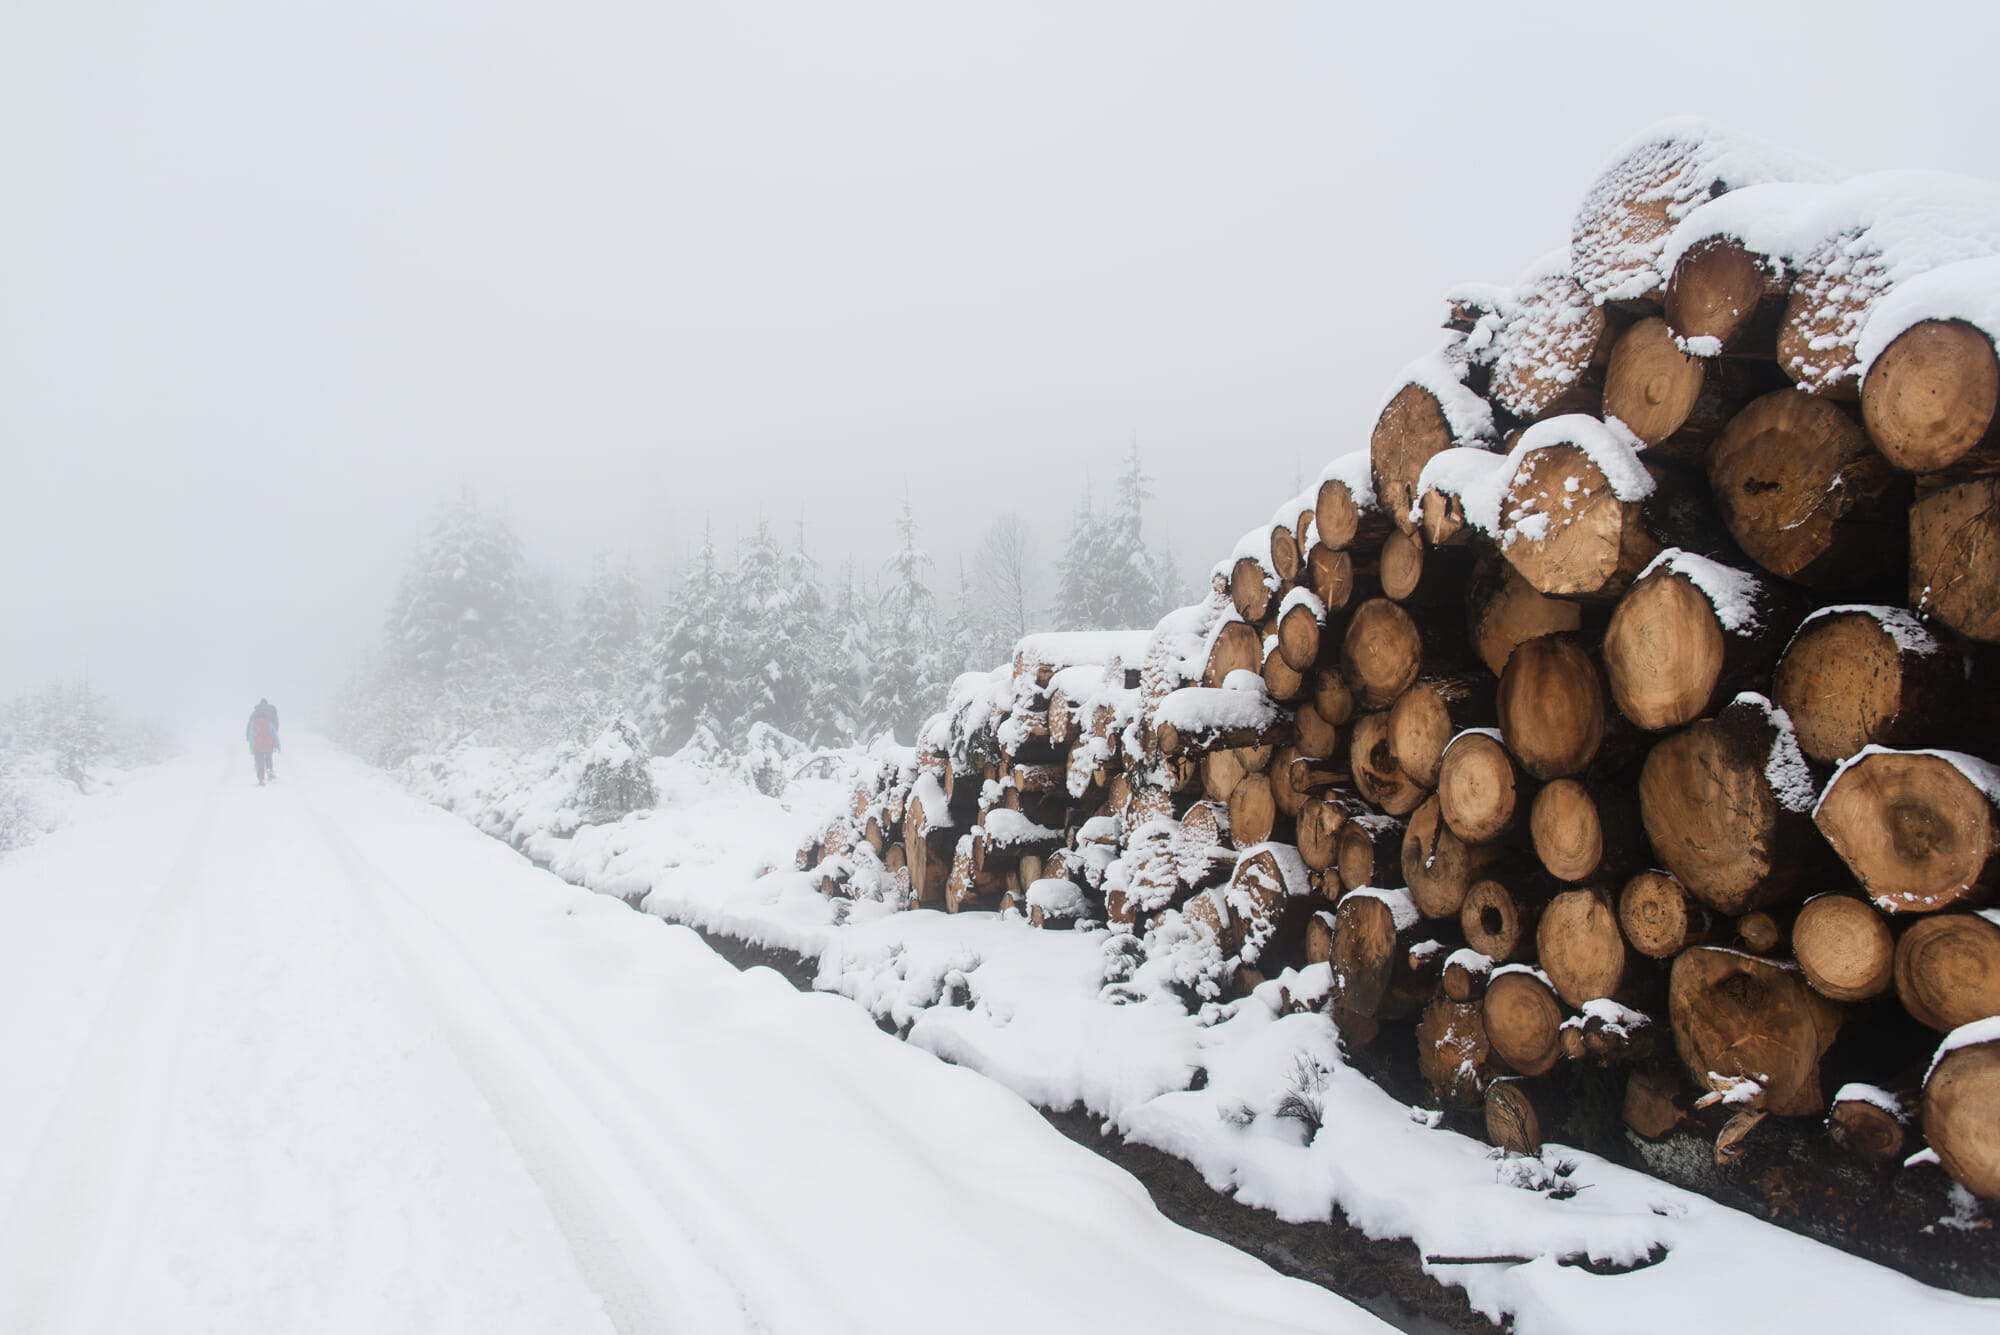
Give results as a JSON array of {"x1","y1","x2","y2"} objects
[{"x1": 6, "y1": 5, "x2": 2000, "y2": 1335}]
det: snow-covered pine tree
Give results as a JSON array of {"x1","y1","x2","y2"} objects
[
  {"x1": 1050, "y1": 445, "x2": 1176, "y2": 631},
  {"x1": 733, "y1": 519, "x2": 787, "y2": 737},
  {"x1": 864, "y1": 498, "x2": 943, "y2": 743},
  {"x1": 824, "y1": 560, "x2": 872, "y2": 744},
  {"x1": 775, "y1": 521, "x2": 838, "y2": 744},
  {"x1": 387, "y1": 493, "x2": 533, "y2": 682},
  {"x1": 641, "y1": 524, "x2": 742, "y2": 752},
  {"x1": 970, "y1": 511, "x2": 1036, "y2": 664}
]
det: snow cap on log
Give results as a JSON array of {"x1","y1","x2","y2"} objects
[
  {"x1": 1463, "y1": 250, "x2": 1609, "y2": 421},
  {"x1": 1572, "y1": 117, "x2": 1837, "y2": 307}
]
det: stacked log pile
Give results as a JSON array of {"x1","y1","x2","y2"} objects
[{"x1": 803, "y1": 122, "x2": 2000, "y2": 1230}]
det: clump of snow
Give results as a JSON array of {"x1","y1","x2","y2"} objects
[
  {"x1": 1343, "y1": 885, "x2": 1419, "y2": 933},
  {"x1": 1928, "y1": 1015, "x2": 2000, "y2": 1083},
  {"x1": 1636, "y1": 549, "x2": 1764, "y2": 634},
  {"x1": 1014, "y1": 630, "x2": 1155, "y2": 674},
  {"x1": 1155, "y1": 687, "x2": 1277, "y2": 740},
  {"x1": 1277, "y1": 587, "x2": 1326, "y2": 622},
  {"x1": 1791, "y1": 604, "x2": 1941, "y2": 657},
  {"x1": 1569, "y1": 999, "x2": 1652, "y2": 1037},
  {"x1": 1410, "y1": 447, "x2": 1508, "y2": 533},
  {"x1": 1443, "y1": 948, "x2": 1494, "y2": 979},
  {"x1": 1731, "y1": 694, "x2": 1815, "y2": 814},
  {"x1": 1832, "y1": 1083, "x2": 1912, "y2": 1121},
  {"x1": 1514, "y1": 415, "x2": 1656, "y2": 502},
  {"x1": 1026, "y1": 877, "x2": 1087, "y2": 923},
  {"x1": 1314, "y1": 450, "x2": 1378, "y2": 511},
  {"x1": 1573, "y1": 117, "x2": 1839, "y2": 305},
  {"x1": 1859, "y1": 255, "x2": 2000, "y2": 375},
  {"x1": 1229, "y1": 526, "x2": 1281, "y2": 580},
  {"x1": 1465, "y1": 250, "x2": 1605, "y2": 411}
]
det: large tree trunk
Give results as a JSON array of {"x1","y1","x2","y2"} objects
[
  {"x1": 1814, "y1": 747, "x2": 1999, "y2": 915},
  {"x1": 1602, "y1": 550, "x2": 1803, "y2": 732},
  {"x1": 1910, "y1": 477, "x2": 2000, "y2": 645},
  {"x1": 1639, "y1": 693, "x2": 1837, "y2": 915},
  {"x1": 1668, "y1": 946, "x2": 1847, "y2": 1117},
  {"x1": 1497, "y1": 440, "x2": 1665, "y2": 601},
  {"x1": 1707, "y1": 389, "x2": 1912, "y2": 591}
]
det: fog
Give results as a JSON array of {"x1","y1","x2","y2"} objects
[{"x1": 5, "y1": 0, "x2": 1996, "y2": 728}]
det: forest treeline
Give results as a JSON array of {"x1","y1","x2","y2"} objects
[{"x1": 339, "y1": 448, "x2": 1182, "y2": 770}]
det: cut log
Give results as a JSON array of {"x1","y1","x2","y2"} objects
[
  {"x1": 1775, "y1": 248, "x2": 1871, "y2": 399},
  {"x1": 1201, "y1": 619, "x2": 1265, "y2": 688},
  {"x1": 1482, "y1": 270, "x2": 1613, "y2": 422},
  {"x1": 1465, "y1": 553, "x2": 1584, "y2": 681},
  {"x1": 1268, "y1": 523, "x2": 1302, "y2": 586},
  {"x1": 1343, "y1": 598, "x2": 1424, "y2": 710},
  {"x1": 1227, "y1": 844, "x2": 1313, "y2": 968},
  {"x1": 1316, "y1": 464, "x2": 1394, "y2": 553},
  {"x1": 1922, "y1": 1031, "x2": 2000, "y2": 1201},
  {"x1": 1418, "y1": 996, "x2": 1497, "y2": 1105},
  {"x1": 1285, "y1": 753, "x2": 1348, "y2": 798},
  {"x1": 1403, "y1": 794, "x2": 1503, "y2": 920},
  {"x1": 1303, "y1": 542, "x2": 1368, "y2": 615},
  {"x1": 1538, "y1": 887, "x2": 1641, "y2": 1008},
  {"x1": 1268, "y1": 743, "x2": 1312, "y2": 821},
  {"x1": 1350, "y1": 710, "x2": 1427, "y2": 818},
  {"x1": 1623, "y1": 1064, "x2": 1694, "y2": 1140},
  {"x1": 1665, "y1": 235, "x2": 1789, "y2": 356},
  {"x1": 1560, "y1": 1001, "x2": 1656, "y2": 1065},
  {"x1": 1496, "y1": 433, "x2": 1678, "y2": 602},
  {"x1": 1814, "y1": 747, "x2": 1999, "y2": 915},
  {"x1": 1894, "y1": 912, "x2": 2000, "y2": 1033},
  {"x1": 1496, "y1": 635, "x2": 1607, "y2": 781},
  {"x1": 1860, "y1": 318, "x2": 2000, "y2": 476},
  {"x1": 1792, "y1": 893, "x2": 1896, "y2": 1002},
  {"x1": 1828, "y1": 1085, "x2": 1915, "y2": 1169},
  {"x1": 1461, "y1": 877, "x2": 1546, "y2": 963},
  {"x1": 1389, "y1": 677, "x2": 1498, "y2": 791},
  {"x1": 1276, "y1": 592, "x2": 1324, "y2": 672},
  {"x1": 1734, "y1": 910, "x2": 1788, "y2": 956},
  {"x1": 1602, "y1": 550, "x2": 1804, "y2": 732},
  {"x1": 1773, "y1": 606, "x2": 1967, "y2": 765},
  {"x1": 1443, "y1": 948, "x2": 1495, "y2": 1003},
  {"x1": 1668, "y1": 947, "x2": 1846, "y2": 1117},
  {"x1": 1602, "y1": 316, "x2": 1707, "y2": 446},
  {"x1": 1484, "y1": 1077, "x2": 1546, "y2": 1156},
  {"x1": 1311, "y1": 667, "x2": 1356, "y2": 728},
  {"x1": 1910, "y1": 477, "x2": 2000, "y2": 645},
  {"x1": 1437, "y1": 729, "x2": 1533, "y2": 845},
  {"x1": 1200, "y1": 745, "x2": 1272, "y2": 805},
  {"x1": 1530, "y1": 779, "x2": 1646, "y2": 885},
  {"x1": 1304, "y1": 908, "x2": 1337, "y2": 967},
  {"x1": 1331, "y1": 888, "x2": 1421, "y2": 1019},
  {"x1": 1484, "y1": 967, "x2": 1567, "y2": 1077},
  {"x1": 1371, "y1": 382, "x2": 1463, "y2": 538},
  {"x1": 1337, "y1": 813, "x2": 1406, "y2": 891},
  {"x1": 1297, "y1": 796, "x2": 1347, "y2": 873},
  {"x1": 1227, "y1": 773, "x2": 1278, "y2": 850},
  {"x1": 1618, "y1": 870, "x2": 1722, "y2": 960},
  {"x1": 1638, "y1": 693, "x2": 1837, "y2": 914},
  {"x1": 1707, "y1": 389, "x2": 1911, "y2": 590},
  {"x1": 1154, "y1": 686, "x2": 1287, "y2": 758},
  {"x1": 1294, "y1": 700, "x2": 1341, "y2": 760},
  {"x1": 1230, "y1": 556, "x2": 1278, "y2": 623}
]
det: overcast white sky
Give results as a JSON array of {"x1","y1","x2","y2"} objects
[{"x1": 5, "y1": 1, "x2": 1998, "y2": 726}]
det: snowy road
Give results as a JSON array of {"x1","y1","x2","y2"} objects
[{"x1": 0, "y1": 743, "x2": 1382, "y2": 1335}]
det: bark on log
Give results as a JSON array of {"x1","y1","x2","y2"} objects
[
  {"x1": 1602, "y1": 551, "x2": 1804, "y2": 732},
  {"x1": 1228, "y1": 844, "x2": 1313, "y2": 968},
  {"x1": 1923, "y1": 1034, "x2": 2000, "y2": 1202},
  {"x1": 1894, "y1": 912, "x2": 2000, "y2": 1033},
  {"x1": 1497, "y1": 634, "x2": 1608, "y2": 781},
  {"x1": 1484, "y1": 272, "x2": 1613, "y2": 422},
  {"x1": 1484, "y1": 968, "x2": 1567, "y2": 1077},
  {"x1": 1773, "y1": 606, "x2": 1970, "y2": 765},
  {"x1": 1337, "y1": 813, "x2": 1406, "y2": 891},
  {"x1": 1618, "y1": 869, "x2": 1722, "y2": 960},
  {"x1": 1331, "y1": 888, "x2": 1421, "y2": 1019},
  {"x1": 1403, "y1": 794, "x2": 1505, "y2": 920},
  {"x1": 1792, "y1": 892, "x2": 1896, "y2": 1002},
  {"x1": 1350, "y1": 710, "x2": 1427, "y2": 818},
  {"x1": 1708, "y1": 389, "x2": 1912, "y2": 591},
  {"x1": 1815, "y1": 747, "x2": 1999, "y2": 915},
  {"x1": 1910, "y1": 477, "x2": 2000, "y2": 645},
  {"x1": 1539, "y1": 887, "x2": 1644, "y2": 1008},
  {"x1": 1484, "y1": 1077, "x2": 1548, "y2": 1156},
  {"x1": 1461, "y1": 877, "x2": 1547, "y2": 964},
  {"x1": 1437, "y1": 729, "x2": 1533, "y2": 845},
  {"x1": 1465, "y1": 552, "x2": 1584, "y2": 679},
  {"x1": 1389, "y1": 677, "x2": 1498, "y2": 791},
  {"x1": 1639, "y1": 693, "x2": 1837, "y2": 914},
  {"x1": 1668, "y1": 947, "x2": 1846, "y2": 1117},
  {"x1": 1861, "y1": 318, "x2": 2000, "y2": 476},
  {"x1": 1418, "y1": 996, "x2": 1498, "y2": 1106}
]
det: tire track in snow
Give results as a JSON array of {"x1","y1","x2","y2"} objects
[
  {"x1": 0, "y1": 763, "x2": 225, "y2": 1335},
  {"x1": 301, "y1": 800, "x2": 765, "y2": 1335}
]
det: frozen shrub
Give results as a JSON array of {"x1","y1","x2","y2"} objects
[{"x1": 574, "y1": 718, "x2": 654, "y2": 822}]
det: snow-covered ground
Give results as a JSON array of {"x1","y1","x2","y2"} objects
[
  {"x1": 0, "y1": 739, "x2": 1380, "y2": 1335},
  {"x1": 410, "y1": 740, "x2": 2000, "y2": 1335}
]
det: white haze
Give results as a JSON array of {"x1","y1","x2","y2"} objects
[{"x1": 4, "y1": 0, "x2": 1996, "y2": 727}]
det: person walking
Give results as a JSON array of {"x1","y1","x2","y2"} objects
[{"x1": 246, "y1": 698, "x2": 281, "y2": 785}]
